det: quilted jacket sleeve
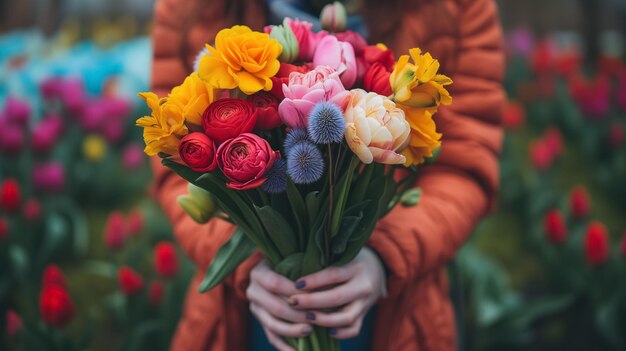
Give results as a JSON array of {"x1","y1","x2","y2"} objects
[{"x1": 367, "y1": 0, "x2": 505, "y2": 298}]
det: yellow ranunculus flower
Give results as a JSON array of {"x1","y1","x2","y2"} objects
[
  {"x1": 399, "y1": 106, "x2": 442, "y2": 166},
  {"x1": 198, "y1": 26, "x2": 282, "y2": 95},
  {"x1": 390, "y1": 48, "x2": 452, "y2": 113},
  {"x1": 136, "y1": 92, "x2": 188, "y2": 156},
  {"x1": 168, "y1": 72, "x2": 216, "y2": 125}
]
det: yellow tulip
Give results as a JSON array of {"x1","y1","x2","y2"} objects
[
  {"x1": 136, "y1": 92, "x2": 188, "y2": 156},
  {"x1": 398, "y1": 106, "x2": 442, "y2": 166},
  {"x1": 168, "y1": 72, "x2": 216, "y2": 125},
  {"x1": 198, "y1": 26, "x2": 282, "y2": 95}
]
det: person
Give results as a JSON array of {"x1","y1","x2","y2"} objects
[{"x1": 150, "y1": 0, "x2": 505, "y2": 350}]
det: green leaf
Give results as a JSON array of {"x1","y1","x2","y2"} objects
[
  {"x1": 305, "y1": 191, "x2": 321, "y2": 228},
  {"x1": 256, "y1": 206, "x2": 298, "y2": 257},
  {"x1": 274, "y1": 253, "x2": 305, "y2": 281},
  {"x1": 331, "y1": 214, "x2": 363, "y2": 254},
  {"x1": 400, "y1": 187, "x2": 422, "y2": 207},
  {"x1": 162, "y1": 158, "x2": 203, "y2": 184},
  {"x1": 330, "y1": 156, "x2": 359, "y2": 236},
  {"x1": 347, "y1": 162, "x2": 374, "y2": 206},
  {"x1": 198, "y1": 229, "x2": 256, "y2": 293},
  {"x1": 286, "y1": 179, "x2": 308, "y2": 248}
]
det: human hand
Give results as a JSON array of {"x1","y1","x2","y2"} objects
[
  {"x1": 247, "y1": 260, "x2": 312, "y2": 351},
  {"x1": 288, "y1": 247, "x2": 387, "y2": 339}
]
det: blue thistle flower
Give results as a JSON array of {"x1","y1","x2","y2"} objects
[
  {"x1": 262, "y1": 159, "x2": 287, "y2": 194},
  {"x1": 307, "y1": 101, "x2": 346, "y2": 144},
  {"x1": 283, "y1": 128, "x2": 310, "y2": 155},
  {"x1": 287, "y1": 142, "x2": 324, "y2": 184}
]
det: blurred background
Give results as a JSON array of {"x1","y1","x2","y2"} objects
[{"x1": 0, "y1": 0, "x2": 625, "y2": 350}]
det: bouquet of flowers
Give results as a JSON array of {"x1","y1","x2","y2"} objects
[{"x1": 137, "y1": 8, "x2": 451, "y2": 350}]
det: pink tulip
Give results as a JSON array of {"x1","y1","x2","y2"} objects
[
  {"x1": 32, "y1": 116, "x2": 64, "y2": 154},
  {"x1": 32, "y1": 162, "x2": 65, "y2": 193},
  {"x1": 279, "y1": 66, "x2": 349, "y2": 128},
  {"x1": 4, "y1": 96, "x2": 30, "y2": 127},
  {"x1": 313, "y1": 36, "x2": 357, "y2": 88},
  {"x1": 284, "y1": 18, "x2": 328, "y2": 62},
  {"x1": 0, "y1": 124, "x2": 23, "y2": 154}
]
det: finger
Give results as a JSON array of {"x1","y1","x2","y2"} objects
[
  {"x1": 329, "y1": 317, "x2": 364, "y2": 340},
  {"x1": 307, "y1": 301, "x2": 365, "y2": 328},
  {"x1": 263, "y1": 327, "x2": 296, "y2": 351},
  {"x1": 246, "y1": 282, "x2": 308, "y2": 323},
  {"x1": 251, "y1": 262, "x2": 300, "y2": 296},
  {"x1": 290, "y1": 279, "x2": 368, "y2": 310},
  {"x1": 293, "y1": 265, "x2": 357, "y2": 291},
  {"x1": 250, "y1": 303, "x2": 313, "y2": 338}
]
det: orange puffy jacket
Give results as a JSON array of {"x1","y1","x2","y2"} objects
[{"x1": 150, "y1": 0, "x2": 505, "y2": 350}]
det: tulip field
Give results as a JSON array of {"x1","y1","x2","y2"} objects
[{"x1": 1, "y1": 26, "x2": 625, "y2": 351}]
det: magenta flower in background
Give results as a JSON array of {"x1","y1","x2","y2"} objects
[
  {"x1": 313, "y1": 36, "x2": 357, "y2": 88},
  {"x1": 32, "y1": 115, "x2": 64, "y2": 154},
  {"x1": 279, "y1": 66, "x2": 349, "y2": 128},
  {"x1": 121, "y1": 143, "x2": 145, "y2": 171},
  {"x1": 104, "y1": 211, "x2": 126, "y2": 250},
  {"x1": 40, "y1": 77, "x2": 65, "y2": 100},
  {"x1": 61, "y1": 79, "x2": 86, "y2": 114},
  {"x1": 507, "y1": 27, "x2": 535, "y2": 58},
  {"x1": 4, "y1": 96, "x2": 31, "y2": 127},
  {"x1": 0, "y1": 123, "x2": 24, "y2": 155},
  {"x1": 32, "y1": 162, "x2": 65, "y2": 193}
]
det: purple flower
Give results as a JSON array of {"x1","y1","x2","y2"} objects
[
  {"x1": 307, "y1": 101, "x2": 345, "y2": 144},
  {"x1": 32, "y1": 163, "x2": 65, "y2": 193},
  {"x1": 287, "y1": 142, "x2": 324, "y2": 184},
  {"x1": 262, "y1": 159, "x2": 287, "y2": 194},
  {"x1": 283, "y1": 128, "x2": 310, "y2": 155}
]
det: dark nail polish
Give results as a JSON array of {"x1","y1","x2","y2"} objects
[
  {"x1": 306, "y1": 312, "x2": 316, "y2": 321},
  {"x1": 303, "y1": 326, "x2": 312, "y2": 335},
  {"x1": 295, "y1": 280, "x2": 306, "y2": 289},
  {"x1": 288, "y1": 298, "x2": 299, "y2": 306},
  {"x1": 329, "y1": 328, "x2": 337, "y2": 336}
]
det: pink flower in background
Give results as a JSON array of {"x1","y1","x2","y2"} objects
[
  {"x1": 118, "y1": 266, "x2": 144, "y2": 296},
  {"x1": 529, "y1": 139, "x2": 553, "y2": 171},
  {"x1": 544, "y1": 127, "x2": 563, "y2": 157},
  {"x1": 279, "y1": 66, "x2": 349, "y2": 128},
  {"x1": 584, "y1": 221, "x2": 609, "y2": 267},
  {"x1": 609, "y1": 123, "x2": 625, "y2": 148},
  {"x1": 4, "y1": 96, "x2": 31, "y2": 127},
  {"x1": 154, "y1": 242, "x2": 179, "y2": 278},
  {"x1": 32, "y1": 162, "x2": 65, "y2": 193},
  {"x1": 126, "y1": 208, "x2": 144, "y2": 237},
  {"x1": 40, "y1": 77, "x2": 65, "y2": 99},
  {"x1": 23, "y1": 198, "x2": 42, "y2": 221},
  {"x1": 42, "y1": 264, "x2": 67, "y2": 288},
  {"x1": 121, "y1": 143, "x2": 145, "y2": 171},
  {"x1": 32, "y1": 115, "x2": 64, "y2": 154},
  {"x1": 569, "y1": 186, "x2": 590, "y2": 219},
  {"x1": 284, "y1": 18, "x2": 327, "y2": 62},
  {"x1": 568, "y1": 74, "x2": 610, "y2": 119},
  {"x1": 104, "y1": 211, "x2": 127, "y2": 250},
  {"x1": 507, "y1": 27, "x2": 535, "y2": 58},
  {"x1": 7, "y1": 310, "x2": 22, "y2": 338},
  {"x1": 0, "y1": 123, "x2": 24, "y2": 154},
  {"x1": 313, "y1": 36, "x2": 357, "y2": 88},
  {"x1": 61, "y1": 79, "x2": 86, "y2": 114},
  {"x1": 544, "y1": 209, "x2": 567, "y2": 245}
]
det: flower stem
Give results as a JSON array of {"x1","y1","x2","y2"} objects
[{"x1": 325, "y1": 143, "x2": 334, "y2": 266}]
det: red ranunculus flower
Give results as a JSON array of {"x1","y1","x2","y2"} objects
[
  {"x1": 40, "y1": 285, "x2": 74, "y2": 327},
  {"x1": 364, "y1": 62, "x2": 392, "y2": 96},
  {"x1": 584, "y1": 221, "x2": 609, "y2": 266},
  {"x1": 42, "y1": 264, "x2": 66, "y2": 288},
  {"x1": 154, "y1": 241, "x2": 179, "y2": 278},
  {"x1": 0, "y1": 178, "x2": 21, "y2": 213},
  {"x1": 544, "y1": 209, "x2": 567, "y2": 245},
  {"x1": 118, "y1": 266, "x2": 144, "y2": 296},
  {"x1": 202, "y1": 99, "x2": 257, "y2": 145},
  {"x1": 217, "y1": 133, "x2": 280, "y2": 190},
  {"x1": 104, "y1": 211, "x2": 126, "y2": 250},
  {"x1": 362, "y1": 45, "x2": 395, "y2": 71},
  {"x1": 0, "y1": 217, "x2": 8, "y2": 240},
  {"x1": 248, "y1": 92, "x2": 282, "y2": 130},
  {"x1": 569, "y1": 186, "x2": 590, "y2": 219},
  {"x1": 179, "y1": 132, "x2": 218, "y2": 172},
  {"x1": 126, "y1": 208, "x2": 144, "y2": 236},
  {"x1": 149, "y1": 281, "x2": 164, "y2": 305},
  {"x1": 270, "y1": 63, "x2": 312, "y2": 99}
]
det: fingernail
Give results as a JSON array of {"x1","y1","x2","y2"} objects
[
  {"x1": 306, "y1": 312, "x2": 316, "y2": 321},
  {"x1": 295, "y1": 280, "x2": 306, "y2": 289},
  {"x1": 329, "y1": 328, "x2": 337, "y2": 336},
  {"x1": 303, "y1": 326, "x2": 312, "y2": 335},
  {"x1": 288, "y1": 298, "x2": 299, "y2": 306}
]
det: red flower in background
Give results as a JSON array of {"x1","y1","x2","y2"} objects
[
  {"x1": 364, "y1": 62, "x2": 392, "y2": 96},
  {"x1": 104, "y1": 211, "x2": 126, "y2": 250},
  {"x1": 149, "y1": 281, "x2": 164, "y2": 305},
  {"x1": 568, "y1": 73, "x2": 610, "y2": 119},
  {"x1": 7, "y1": 310, "x2": 22, "y2": 338},
  {"x1": 544, "y1": 209, "x2": 567, "y2": 245},
  {"x1": 40, "y1": 285, "x2": 74, "y2": 327},
  {"x1": 503, "y1": 101, "x2": 525, "y2": 129},
  {"x1": 0, "y1": 217, "x2": 8, "y2": 239},
  {"x1": 544, "y1": 127, "x2": 563, "y2": 157},
  {"x1": 126, "y1": 208, "x2": 144, "y2": 237},
  {"x1": 23, "y1": 198, "x2": 41, "y2": 221},
  {"x1": 584, "y1": 221, "x2": 610, "y2": 266},
  {"x1": 0, "y1": 178, "x2": 21, "y2": 213},
  {"x1": 529, "y1": 139, "x2": 553, "y2": 171},
  {"x1": 42, "y1": 264, "x2": 67, "y2": 288},
  {"x1": 118, "y1": 266, "x2": 144, "y2": 296},
  {"x1": 531, "y1": 40, "x2": 554, "y2": 75},
  {"x1": 154, "y1": 242, "x2": 179, "y2": 278},
  {"x1": 609, "y1": 123, "x2": 624, "y2": 148},
  {"x1": 248, "y1": 92, "x2": 282, "y2": 130},
  {"x1": 569, "y1": 186, "x2": 590, "y2": 219}
]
